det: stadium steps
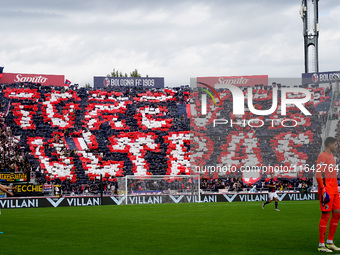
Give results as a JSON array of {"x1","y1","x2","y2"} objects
[{"x1": 327, "y1": 120, "x2": 338, "y2": 137}]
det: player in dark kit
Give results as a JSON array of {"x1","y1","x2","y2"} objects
[
  {"x1": 316, "y1": 137, "x2": 340, "y2": 253},
  {"x1": 261, "y1": 175, "x2": 280, "y2": 211}
]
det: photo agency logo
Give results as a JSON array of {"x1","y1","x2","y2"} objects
[
  {"x1": 194, "y1": 76, "x2": 312, "y2": 128},
  {"x1": 189, "y1": 75, "x2": 332, "y2": 183},
  {"x1": 197, "y1": 82, "x2": 222, "y2": 115}
]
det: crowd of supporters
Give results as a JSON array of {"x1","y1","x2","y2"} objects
[
  {"x1": 201, "y1": 177, "x2": 315, "y2": 193},
  {"x1": 0, "y1": 117, "x2": 31, "y2": 174},
  {"x1": 0, "y1": 82, "x2": 191, "y2": 192},
  {"x1": 0, "y1": 81, "x2": 334, "y2": 196},
  {"x1": 334, "y1": 114, "x2": 340, "y2": 150},
  {"x1": 44, "y1": 176, "x2": 316, "y2": 196},
  {"x1": 191, "y1": 84, "x2": 326, "y2": 181}
]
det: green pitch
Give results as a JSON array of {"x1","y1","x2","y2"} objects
[{"x1": 0, "y1": 201, "x2": 324, "y2": 255}]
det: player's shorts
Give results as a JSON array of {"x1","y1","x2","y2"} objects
[
  {"x1": 319, "y1": 193, "x2": 340, "y2": 212},
  {"x1": 268, "y1": 192, "x2": 278, "y2": 201}
]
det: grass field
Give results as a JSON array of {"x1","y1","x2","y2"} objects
[{"x1": 0, "y1": 200, "x2": 330, "y2": 255}]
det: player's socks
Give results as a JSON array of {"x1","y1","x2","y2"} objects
[
  {"x1": 327, "y1": 213, "x2": 340, "y2": 241},
  {"x1": 275, "y1": 201, "x2": 278, "y2": 209},
  {"x1": 263, "y1": 201, "x2": 269, "y2": 206},
  {"x1": 319, "y1": 213, "x2": 331, "y2": 243}
]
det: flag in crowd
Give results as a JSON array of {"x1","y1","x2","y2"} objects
[
  {"x1": 65, "y1": 79, "x2": 71, "y2": 86},
  {"x1": 64, "y1": 137, "x2": 88, "y2": 151},
  {"x1": 5, "y1": 100, "x2": 11, "y2": 117}
]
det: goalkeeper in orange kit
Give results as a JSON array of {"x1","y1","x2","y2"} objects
[{"x1": 316, "y1": 137, "x2": 340, "y2": 252}]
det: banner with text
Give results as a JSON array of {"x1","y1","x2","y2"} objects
[
  {"x1": 194, "y1": 75, "x2": 268, "y2": 88},
  {"x1": 302, "y1": 71, "x2": 340, "y2": 85},
  {"x1": 13, "y1": 184, "x2": 43, "y2": 196},
  {"x1": 94, "y1": 77, "x2": 164, "y2": 88},
  {"x1": 0, "y1": 73, "x2": 65, "y2": 86},
  {"x1": 0, "y1": 193, "x2": 318, "y2": 209},
  {"x1": 0, "y1": 172, "x2": 27, "y2": 182}
]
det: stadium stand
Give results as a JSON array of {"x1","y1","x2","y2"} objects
[
  {"x1": 0, "y1": 83, "x2": 191, "y2": 194},
  {"x1": 0, "y1": 118, "x2": 31, "y2": 175},
  {"x1": 0, "y1": 82, "x2": 333, "y2": 195},
  {"x1": 190, "y1": 83, "x2": 332, "y2": 194}
]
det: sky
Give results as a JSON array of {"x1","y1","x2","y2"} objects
[{"x1": 0, "y1": 0, "x2": 340, "y2": 87}]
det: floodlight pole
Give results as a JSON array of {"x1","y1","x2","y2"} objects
[
  {"x1": 198, "y1": 174, "x2": 201, "y2": 203},
  {"x1": 125, "y1": 175, "x2": 128, "y2": 205},
  {"x1": 100, "y1": 174, "x2": 103, "y2": 205},
  {"x1": 301, "y1": 0, "x2": 319, "y2": 73}
]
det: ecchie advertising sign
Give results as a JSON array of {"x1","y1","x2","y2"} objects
[{"x1": 0, "y1": 73, "x2": 65, "y2": 86}]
